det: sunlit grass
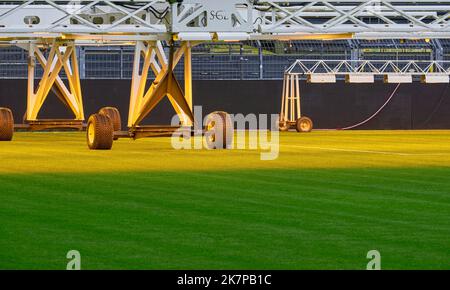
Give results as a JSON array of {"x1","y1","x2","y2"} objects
[
  {"x1": 0, "y1": 131, "x2": 449, "y2": 269},
  {"x1": 1, "y1": 130, "x2": 450, "y2": 174}
]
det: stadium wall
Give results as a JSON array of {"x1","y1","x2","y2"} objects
[{"x1": 0, "y1": 79, "x2": 449, "y2": 130}]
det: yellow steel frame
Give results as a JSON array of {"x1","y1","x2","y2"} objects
[
  {"x1": 24, "y1": 40, "x2": 84, "y2": 121},
  {"x1": 128, "y1": 40, "x2": 196, "y2": 128}
]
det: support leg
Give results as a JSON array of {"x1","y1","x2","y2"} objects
[
  {"x1": 184, "y1": 42, "x2": 193, "y2": 126},
  {"x1": 128, "y1": 41, "x2": 195, "y2": 129},
  {"x1": 280, "y1": 73, "x2": 313, "y2": 132},
  {"x1": 22, "y1": 41, "x2": 84, "y2": 123}
]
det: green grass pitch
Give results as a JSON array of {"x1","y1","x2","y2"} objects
[{"x1": 0, "y1": 130, "x2": 449, "y2": 269}]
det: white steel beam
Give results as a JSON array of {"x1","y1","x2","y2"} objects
[
  {"x1": 255, "y1": 0, "x2": 450, "y2": 37},
  {"x1": 287, "y1": 59, "x2": 450, "y2": 83},
  {"x1": 0, "y1": 1, "x2": 450, "y2": 42},
  {"x1": 0, "y1": 1, "x2": 168, "y2": 36}
]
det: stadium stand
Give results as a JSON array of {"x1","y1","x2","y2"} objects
[
  {"x1": 442, "y1": 39, "x2": 450, "y2": 61},
  {"x1": 0, "y1": 40, "x2": 445, "y2": 80}
]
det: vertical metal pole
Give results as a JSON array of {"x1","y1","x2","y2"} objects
[
  {"x1": 120, "y1": 47, "x2": 124, "y2": 79},
  {"x1": 26, "y1": 43, "x2": 36, "y2": 121},
  {"x1": 167, "y1": 41, "x2": 175, "y2": 92},
  {"x1": 283, "y1": 74, "x2": 289, "y2": 123},
  {"x1": 240, "y1": 43, "x2": 244, "y2": 80},
  {"x1": 79, "y1": 47, "x2": 86, "y2": 79},
  {"x1": 184, "y1": 41, "x2": 193, "y2": 126},
  {"x1": 296, "y1": 74, "x2": 301, "y2": 119},
  {"x1": 128, "y1": 41, "x2": 144, "y2": 127},
  {"x1": 67, "y1": 43, "x2": 84, "y2": 120},
  {"x1": 433, "y1": 39, "x2": 443, "y2": 62},
  {"x1": 289, "y1": 75, "x2": 295, "y2": 122},
  {"x1": 280, "y1": 73, "x2": 286, "y2": 121},
  {"x1": 432, "y1": 39, "x2": 444, "y2": 73},
  {"x1": 348, "y1": 39, "x2": 358, "y2": 71},
  {"x1": 257, "y1": 40, "x2": 263, "y2": 80}
]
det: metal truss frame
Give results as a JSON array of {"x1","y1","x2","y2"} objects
[
  {"x1": 18, "y1": 40, "x2": 84, "y2": 121},
  {"x1": 0, "y1": 1, "x2": 450, "y2": 42},
  {"x1": 286, "y1": 59, "x2": 450, "y2": 83},
  {"x1": 128, "y1": 40, "x2": 195, "y2": 128},
  {"x1": 287, "y1": 59, "x2": 450, "y2": 75},
  {"x1": 255, "y1": 0, "x2": 450, "y2": 39},
  {"x1": 280, "y1": 73, "x2": 301, "y2": 124},
  {"x1": 0, "y1": 0, "x2": 168, "y2": 38}
]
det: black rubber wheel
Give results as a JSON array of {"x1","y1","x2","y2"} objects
[
  {"x1": 296, "y1": 116, "x2": 313, "y2": 133},
  {"x1": 0, "y1": 107, "x2": 14, "y2": 141},
  {"x1": 205, "y1": 111, "x2": 233, "y2": 149},
  {"x1": 86, "y1": 113, "x2": 114, "y2": 150}
]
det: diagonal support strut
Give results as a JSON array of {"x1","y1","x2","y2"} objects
[
  {"x1": 21, "y1": 40, "x2": 84, "y2": 121},
  {"x1": 128, "y1": 40, "x2": 196, "y2": 128}
]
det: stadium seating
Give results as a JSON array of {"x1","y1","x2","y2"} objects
[{"x1": 0, "y1": 40, "x2": 444, "y2": 80}]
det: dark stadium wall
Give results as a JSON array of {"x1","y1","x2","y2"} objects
[{"x1": 1, "y1": 79, "x2": 449, "y2": 130}]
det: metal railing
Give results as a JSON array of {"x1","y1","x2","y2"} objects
[
  {"x1": 286, "y1": 59, "x2": 450, "y2": 75},
  {"x1": 0, "y1": 40, "x2": 442, "y2": 80}
]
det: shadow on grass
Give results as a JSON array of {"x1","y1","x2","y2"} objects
[{"x1": 0, "y1": 167, "x2": 449, "y2": 269}]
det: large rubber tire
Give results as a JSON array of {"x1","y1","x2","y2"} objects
[
  {"x1": 0, "y1": 107, "x2": 14, "y2": 141},
  {"x1": 278, "y1": 117, "x2": 289, "y2": 132},
  {"x1": 98, "y1": 107, "x2": 121, "y2": 131},
  {"x1": 86, "y1": 113, "x2": 114, "y2": 150},
  {"x1": 99, "y1": 107, "x2": 121, "y2": 141},
  {"x1": 205, "y1": 111, "x2": 233, "y2": 149},
  {"x1": 296, "y1": 116, "x2": 313, "y2": 133}
]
